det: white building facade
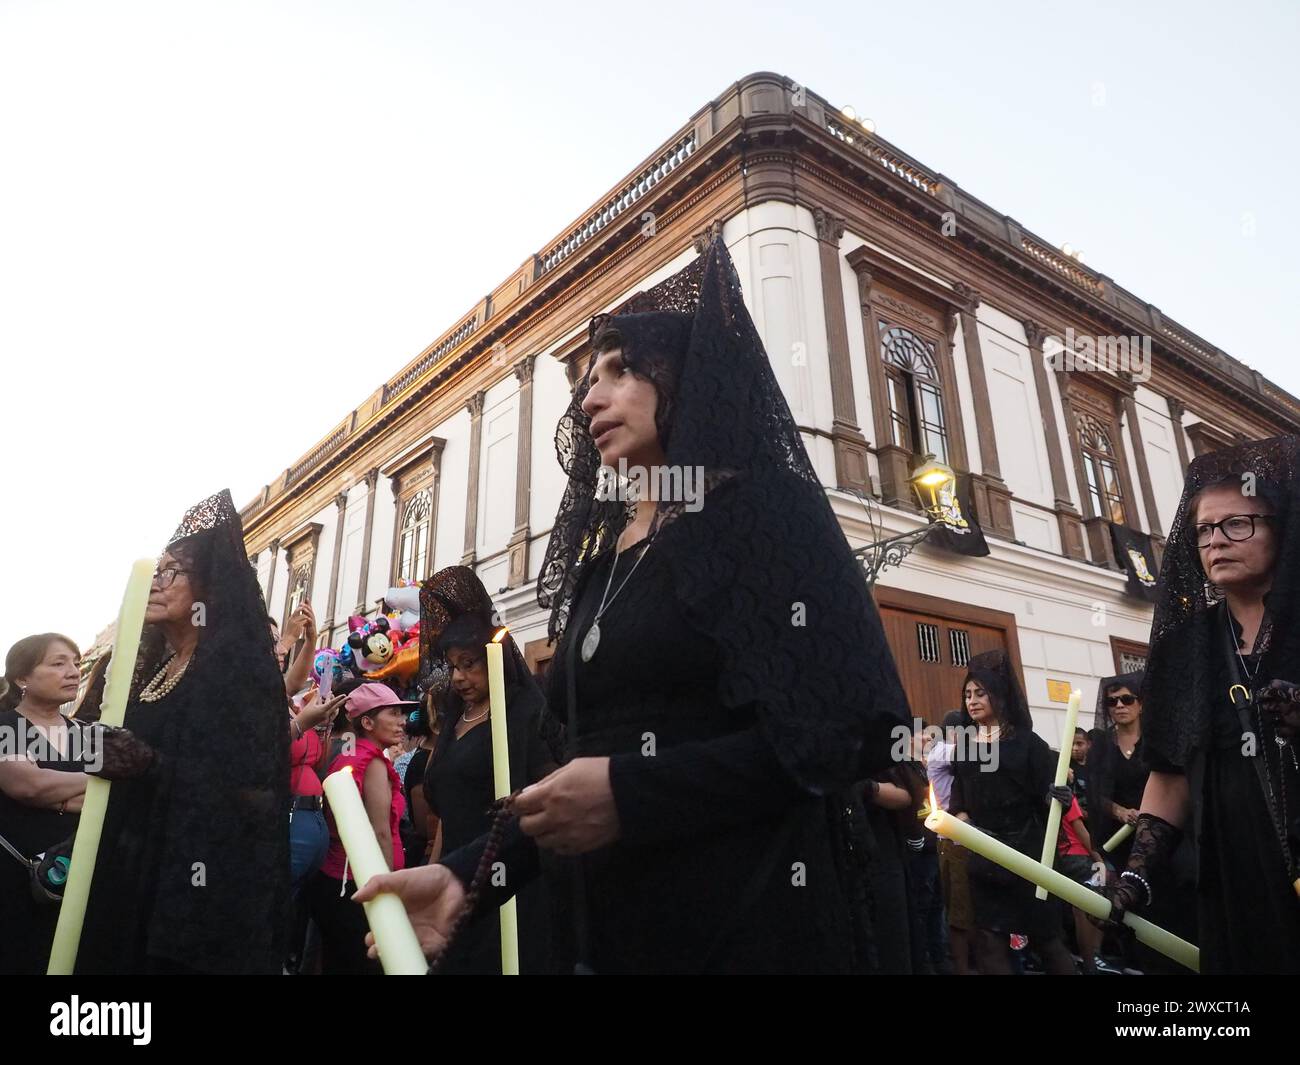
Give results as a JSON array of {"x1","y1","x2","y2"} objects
[{"x1": 242, "y1": 72, "x2": 1300, "y2": 750}]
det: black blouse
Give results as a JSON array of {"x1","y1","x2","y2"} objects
[
  {"x1": 0, "y1": 709, "x2": 84, "y2": 975},
  {"x1": 442, "y1": 538, "x2": 859, "y2": 973}
]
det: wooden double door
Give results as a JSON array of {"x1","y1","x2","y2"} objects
[{"x1": 874, "y1": 586, "x2": 1022, "y2": 728}]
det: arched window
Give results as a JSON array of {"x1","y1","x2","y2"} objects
[
  {"x1": 396, "y1": 489, "x2": 432, "y2": 583},
  {"x1": 1078, "y1": 414, "x2": 1126, "y2": 523},
  {"x1": 879, "y1": 324, "x2": 949, "y2": 464}
]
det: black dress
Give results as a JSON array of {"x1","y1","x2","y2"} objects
[
  {"x1": 425, "y1": 699, "x2": 553, "y2": 975},
  {"x1": 77, "y1": 664, "x2": 289, "y2": 975},
  {"x1": 444, "y1": 537, "x2": 863, "y2": 974},
  {"x1": 1190, "y1": 641, "x2": 1300, "y2": 973},
  {"x1": 77, "y1": 693, "x2": 175, "y2": 972},
  {"x1": 0, "y1": 709, "x2": 83, "y2": 975},
  {"x1": 948, "y1": 729, "x2": 1063, "y2": 940}
]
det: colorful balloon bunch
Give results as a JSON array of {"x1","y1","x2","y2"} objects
[{"x1": 309, "y1": 582, "x2": 422, "y2": 701}]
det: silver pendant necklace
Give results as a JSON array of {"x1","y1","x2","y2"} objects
[{"x1": 581, "y1": 534, "x2": 654, "y2": 663}]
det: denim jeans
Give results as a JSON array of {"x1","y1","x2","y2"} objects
[{"x1": 289, "y1": 808, "x2": 329, "y2": 895}]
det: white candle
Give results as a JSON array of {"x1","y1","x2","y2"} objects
[
  {"x1": 926, "y1": 797, "x2": 1198, "y2": 971},
  {"x1": 48, "y1": 558, "x2": 154, "y2": 975},
  {"x1": 485, "y1": 632, "x2": 520, "y2": 976},
  {"x1": 322, "y1": 766, "x2": 427, "y2": 975},
  {"x1": 1103, "y1": 822, "x2": 1135, "y2": 853},
  {"x1": 1036, "y1": 688, "x2": 1081, "y2": 899}
]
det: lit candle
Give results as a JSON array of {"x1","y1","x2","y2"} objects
[
  {"x1": 486, "y1": 628, "x2": 520, "y2": 976},
  {"x1": 1036, "y1": 689, "x2": 1081, "y2": 899},
  {"x1": 925, "y1": 788, "x2": 1198, "y2": 972},
  {"x1": 322, "y1": 765, "x2": 427, "y2": 974},
  {"x1": 1103, "y1": 823, "x2": 1135, "y2": 853},
  {"x1": 48, "y1": 558, "x2": 154, "y2": 975}
]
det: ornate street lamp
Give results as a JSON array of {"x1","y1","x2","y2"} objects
[{"x1": 854, "y1": 454, "x2": 960, "y2": 585}]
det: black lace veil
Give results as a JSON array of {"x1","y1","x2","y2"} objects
[
  {"x1": 958, "y1": 648, "x2": 1032, "y2": 733},
  {"x1": 418, "y1": 565, "x2": 556, "y2": 766},
  {"x1": 1141, "y1": 435, "x2": 1300, "y2": 769},
  {"x1": 537, "y1": 237, "x2": 911, "y2": 793}
]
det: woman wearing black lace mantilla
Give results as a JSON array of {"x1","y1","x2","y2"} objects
[
  {"x1": 76, "y1": 490, "x2": 290, "y2": 974},
  {"x1": 1100, "y1": 436, "x2": 1300, "y2": 973},
  {"x1": 357, "y1": 236, "x2": 913, "y2": 973}
]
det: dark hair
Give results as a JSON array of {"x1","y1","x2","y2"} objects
[
  {"x1": 1073, "y1": 726, "x2": 1088, "y2": 738},
  {"x1": 435, "y1": 614, "x2": 496, "y2": 659},
  {"x1": 1103, "y1": 680, "x2": 1138, "y2": 699},
  {"x1": 167, "y1": 536, "x2": 210, "y2": 602},
  {"x1": 591, "y1": 321, "x2": 624, "y2": 356},
  {"x1": 74, "y1": 651, "x2": 111, "y2": 722},
  {"x1": 589, "y1": 316, "x2": 683, "y2": 446},
  {"x1": 1, "y1": 633, "x2": 82, "y2": 713},
  {"x1": 960, "y1": 650, "x2": 1032, "y2": 734}
]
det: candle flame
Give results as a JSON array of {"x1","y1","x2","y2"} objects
[
  {"x1": 924, "y1": 782, "x2": 943, "y2": 830},
  {"x1": 492, "y1": 626, "x2": 508, "y2": 644}
]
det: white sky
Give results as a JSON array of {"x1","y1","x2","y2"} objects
[{"x1": 1, "y1": 0, "x2": 1297, "y2": 659}]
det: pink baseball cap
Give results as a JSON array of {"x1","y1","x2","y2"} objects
[{"x1": 345, "y1": 682, "x2": 419, "y2": 720}]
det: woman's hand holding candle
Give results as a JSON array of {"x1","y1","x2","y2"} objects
[
  {"x1": 516, "y1": 757, "x2": 621, "y2": 855},
  {"x1": 925, "y1": 792, "x2": 1198, "y2": 971},
  {"x1": 354, "y1": 864, "x2": 468, "y2": 961},
  {"x1": 1036, "y1": 689, "x2": 1081, "y2": 899},
  {"x1": 323, "y1": 765, "x2": 427, "y2": 974}
]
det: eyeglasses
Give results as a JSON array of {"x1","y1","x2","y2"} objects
[
  {"x1": 1106, "y1": 694, "x2": 1137, "y2": 707},
  {"x1": 152, "y1": 566, "x2": 191, "y2": 589},
  {"x1": 1194, "y1": 514, "x2": 1274, "y2": 548},
  {"x1": 448, "y1": 656, "x2": 484, "y2": 674}
]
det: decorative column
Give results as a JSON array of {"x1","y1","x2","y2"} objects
[
  {"x1": 1024, "y1": 321, "x2": 1087, "y2": 561},
  {"x1": 1166, "y1": 396, "x2": 1192, "y2": 474},
  {"x1": 461, "y1": 391, "x2": 486, "y2": 567},
  {"x1": 952, "y1": 284, "x2": 1015, "y2": 539},
  {"x1": 354, "y1": 468, "x2": 380, "y2": 614},
  {"x1": 264, "y1": 537, "x2": 281, "y2": 611},
  {"x1": 323, "y1": 490, "x2": 348, "y2": 636},
  {"x1": 1120, "y1": 382, "x2": 1165, "y2": 538},
  {"x1": 508, "y1": 357, "x2": 536, "y2": 588},
  {"x1": 811, "y1": 206, "x2": 872, "y2": 495}
]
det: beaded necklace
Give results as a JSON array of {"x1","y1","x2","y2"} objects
[{"x1": 139, "y1": 652, "x2": 192, "y2": 703}]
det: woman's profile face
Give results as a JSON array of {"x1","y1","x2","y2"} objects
[
  {"x1": 581, "y1": 348, "x2": 664, "y2": 468},
  {"x1": 964, "y1": 681, "x2": 995, "y2": 725},
  {"x1": 146, "y1": 549, "x2": 197, "y2": 626},
  {"x1": 1195, "y1": 483, "x2": 1279, "y2": 594},
  {"x1": 17, "y1": 640, "x2": 81, "y2": 706},
  {"x1": 446, "y1": 646, "x2": 489, "y2": 708},
  {"x1": 360, "y1": 706, "x2": 405, "y2": 747}
]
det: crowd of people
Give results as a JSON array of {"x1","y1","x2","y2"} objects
[{"x1": 1, "y1": 238, "x2": 1297, "y2": 975}]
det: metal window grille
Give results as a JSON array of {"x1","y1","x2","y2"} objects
[
  {"x1": 917, "y1": 622, "x2": 941, "y2": 663},
  {"x1": 949, "y1": 628, "x2": 971, "y2": 667}
]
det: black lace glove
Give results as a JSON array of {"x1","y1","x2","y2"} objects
[
  {"x1": 1089, "y1": 812, "x2": 1182, "y2": 928},
  {"x1": 1049, "y1": 784, "x2": 1073, "y2": 809},
  {"x1": 81, "y1": 724, "x2": 162, "y2": 781},
  {"x1": 1256, "y1": 679, "x2": 1300, "y2": 741}
]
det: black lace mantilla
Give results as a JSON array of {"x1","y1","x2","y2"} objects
[
  {"x1": 1142, "y1": 435, "x2": 1300, "y2": 768},
  {"x1": 536, "y1": 237, "x2": 911, "y2": 792},
  {"x1": 81, "y1": 489, "x2": 290, "y2": 974}
]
